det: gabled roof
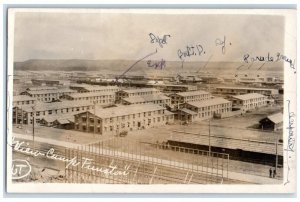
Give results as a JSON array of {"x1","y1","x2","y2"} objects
[
  {"x1": 118, "y1": 88, "x2": 160, "y2": 94},
  {"x1": 122, "y1": 94, "x2": 170, "y2": 103},
  {"x1": 180, "y1": 108, "x2": 197, "y2": 115},
  {"x1": 66, "y1": 92, "x2": 115, "y2": 98},
  {"x1": 77, "y1": 104, "x2": 166, "y2": 119},
  {"x1": 27, "y1": 86, "x2": 58, "y2": 91},
  {"x1": 18, "y1": 101, "x2": 93, "y2": 112},
  {"x1": 26, "y1": 88, "x2": 76, "y2": 95},
  {"x1": 175, "y1": 90, "x2": 210, "y2": 97},
  {"x1": 13, "y1": 95, "x2": 36, "y2": 102},
  {"x1": 232, "y1": 93, "x2": 266, "y2": 100},
  {"x1": 70, "y1": 84, "x2": 119, "y2": 91},
  {"x1": 41, "y1": 113, "x2": 75, "y2": 123},
  {"x1": 187, "y1": 97, "x2": 230, "y2": 108},
  {"x1": 216, "y1": 86, "x2": 278, "y2": 91},
  {"x1": 260, "y1": 112, "x2": 283, "y2": 124}
]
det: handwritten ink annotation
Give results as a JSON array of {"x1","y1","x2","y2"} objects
[
  {"x1": 149, "y1": 33, "x2": 171, "y2": 48},
  {"x1": 177, "y1": 44, "x2": 205, "y2": 61}
]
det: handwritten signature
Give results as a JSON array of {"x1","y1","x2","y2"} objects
[
  {"x1": 284, "y1": 100, "x2": 296, "y2": 185},
  {"x1": 215, "y1": 36, "x2": 231, "y2": 54},
  {"x1": 149, "y1": 33, "x2": 171, "y2": 48},
  {"x1": 177, "y1": 44, "x2": 205, "y2": 61}
]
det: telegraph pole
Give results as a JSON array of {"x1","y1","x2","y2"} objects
[
  {"x1": 208, "y1": 119, "x2": 211, "y2": 156},
  {"x1": 275, "y1": 132, "x2": 279, "y2": 173},
  {"x1": 93, "y1": 100, "x2": 96, "y2": 137},
  {"x1": 32, "y1": 105, "x2": 35, "y2": 150},
  {"x1": 20, "y1": 106, "x2": 23, "y2": 129}
]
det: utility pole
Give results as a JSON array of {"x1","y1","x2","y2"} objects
[
  {"x1": 32, "y1": 105, "x2": 35, "y2": 150},
  {"x1": 208, "y1": 119, "x2": 211, "y2": 156},
  {"x1": 93, "y1": 100, "x2": 96, "y2": 137},
  {"x1": 20, "y1": 106, "x2": 23, "y2": 129},
  {"x1": 275, "y1": 132, "x2": 278, "y2": 173},
  {"x1": 178, "y1": 102, "x2": 181, "y2": 125}
]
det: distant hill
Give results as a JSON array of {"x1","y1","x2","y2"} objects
[{"x1": 14, "y1": 59, "x2": 284, "y2": 74}]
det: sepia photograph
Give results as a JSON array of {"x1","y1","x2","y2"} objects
[{"x1": 6, "y1": 8, "x2": 297, "y2": 193}]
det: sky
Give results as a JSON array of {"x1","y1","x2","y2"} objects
[{"x1": 13, "y1": 11, "x2": 285, "y2": 62}]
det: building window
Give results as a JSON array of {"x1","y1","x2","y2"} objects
[
  {"x1": 89, "y1": 126, "x2": 94, "y2": 132},
  {"x1": 48, "y1": 110, "x2": 52, "y2": 115}
]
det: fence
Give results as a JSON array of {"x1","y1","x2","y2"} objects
[{"x1": 65, "y1": 137, "x2": 230, "y2": 184}]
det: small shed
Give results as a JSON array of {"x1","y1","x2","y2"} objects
[
  {"x1": 53, "y1": 116, "x2": 75, "y2": 130},
  {"x1": 178, "y1": 108, "x2": 197, "y2": 122},
  {"x1": 259, "y1": 112, "x2": 283, "y2": 131}
]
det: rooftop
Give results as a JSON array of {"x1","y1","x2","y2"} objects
[
  {"x1": 122, "y1": 94, "x2": 170, "y2": 103},
  {"x1": 232, "y1": 93, "x2": 266, "y2": 100},
  {"x1": 70, "y1": 84, "x2": 119, "y2": 91},
  {"x1": 42, "y1": 113, "x2": 75, "y2": 123},
  {"x1": 260, "y1": 112, "x2": 283, "y2": 124},
  {"x1": 187, "y1": 97, "x2": 230, "y2": 108},
  {"x1": 27, "y1": 86, "x2": 58, "y2": 91},
  {"x1": 168, "y1": 133, "x2": 283, "y2": 156},
  {"x1": 175, "y1": 90, "x2": 210, "y2": 97},
  {"x1": 146, "y1": 83, "x2": 195, "y2": 88},
  {"x1": 17, "y1": 101, "x2": 93, "y2": 112},
  {"x1": 85, "y1": 104, "x2": 166, "y2": 118},
  {"x1": 119, "y1": 88, "x2": 160, "y2": 94},
  {"x1": 13, "y1": 95, "x2": 36, "y2": 102},
  {"x1": 180, "y1": 108, "x2": 197, "y2": 115},
  {"x1": 26, "y1": 88, "x2": 76, "y2": 95},
  {"x1": 66, "y1": 92, "x2": 115, "y2": 98},
  {"x1": 216, "y1": 86, "x2": 278, "y2": 91}
]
